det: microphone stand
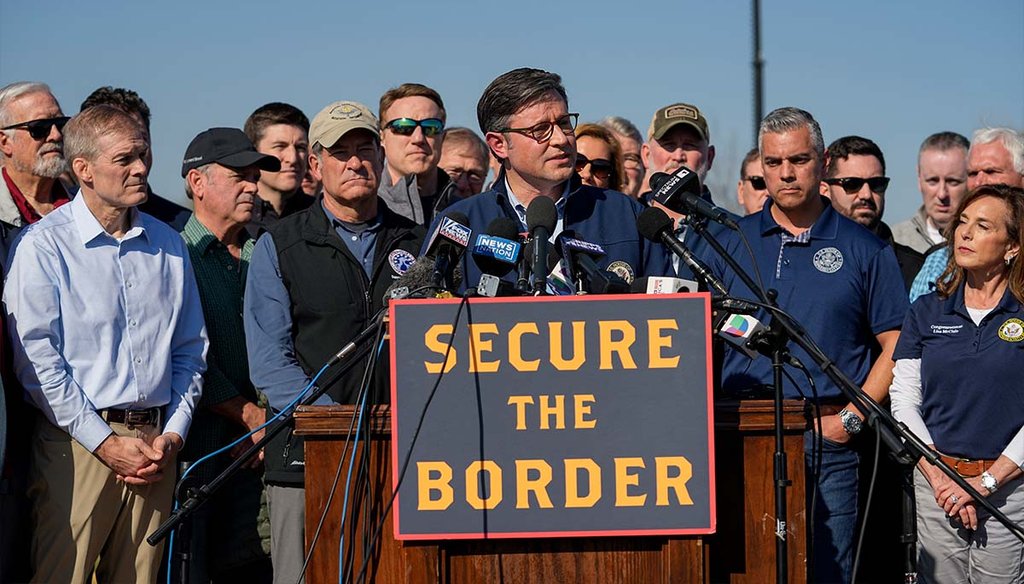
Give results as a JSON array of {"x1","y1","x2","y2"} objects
[
  {"x1": 686, "y1": 215, "x2": 1024, "y2": 583},
  {"x1": 147, "y1": 311, "x2": 388, "y2": 553}
]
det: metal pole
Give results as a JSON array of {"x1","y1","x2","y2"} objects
[{"x1": 753, "y1": 0, "x2": 765, "y2": 146}]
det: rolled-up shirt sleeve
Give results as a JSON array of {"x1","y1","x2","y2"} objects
[
  {"x1": 244, "y1": 233, "x2": 333, "y2": 411},
  {"x1": 5, "y1": 236, "x2": 112, "y2": 452}
]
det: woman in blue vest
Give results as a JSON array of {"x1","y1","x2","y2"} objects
[{"x1": 891, "y1": 183, "x2": 1024, "y2": 582}]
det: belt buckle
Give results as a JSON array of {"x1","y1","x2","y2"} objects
[{"x1": 124, "y1": 409, "x2": 151, "y2": 429}]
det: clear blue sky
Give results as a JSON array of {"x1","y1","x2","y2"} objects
[{"x1": 2, "y1": 0, "x2": 1022, "y2": 221}]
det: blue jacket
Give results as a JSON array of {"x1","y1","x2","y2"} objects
[{"x1": 425, "y1": 172, "x2": 672, "y2": 293}]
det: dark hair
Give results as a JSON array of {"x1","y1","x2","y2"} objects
[
  {"x1": 740, "y1": 147, "x2": 760, "y2": 179},
  {"x1": 378, "y1": 83, "x2": 446, "y2": 125},
  {"x1": 936, "y1": 184, "x2": 1024, "y2": 302},
  {"x1": 80, "y1": 86, "x2": 151, "y2": 131},
  {"x1": 243, "y1": 102, "x2": 309, "y2": 147},
  {"x1": 476, "y1": 68, "x2": 568, "y2": 135},
  {"x1": 919, "y1": 131, "x2": 969, "y2": 156},
  {"x1": 825, "y1": 135, "x2": 886, "y2": 177}
]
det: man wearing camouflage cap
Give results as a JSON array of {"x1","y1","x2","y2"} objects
[{"x1": 243, "y1": 101, "x2": 424, "y2": 583}]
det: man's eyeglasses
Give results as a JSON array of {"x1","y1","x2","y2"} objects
[
  {"x1": 1, "y1": 116, "x2": 70, "y2": 140},
  {"x1": 575, "y1": 154, "x2": 615, "y2": 180},
  {"x1": 823, "y1": 176, "x2": 890, "y2": 195},
  {"x1": 384, "y1": 118, "x2": 445, "y2": 137},
  {"x1": 501, "y1": 113, "x2": 579, "y2": 143},
  {"x1": 622, "y1": 153, "x2": 643, "y2": 170},
  {"x1": 744, "y1": 176, "x2": 766, "y2": 190}
]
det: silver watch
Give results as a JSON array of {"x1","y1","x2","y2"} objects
[
  {"x1": 981, "y1": 471, "x2": 999, "y2": 494},
  {"x1": 838, "y1": 408, "x2": 863, "y2": 436}
]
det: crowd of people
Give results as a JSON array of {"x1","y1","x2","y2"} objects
[{"x1": 0, "y1": 67, "x2": 1021, "y2": 584}]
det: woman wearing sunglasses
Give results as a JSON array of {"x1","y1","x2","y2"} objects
[
  {"x1": 574, "y1": 123, "x2": 625, "y2": 193},
  {"x1": 891, "y1": 184, "x2": 1024, "y2": 581}
]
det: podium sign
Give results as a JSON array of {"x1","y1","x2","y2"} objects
[{"x1": 389, "y1": 294, "x2": 715, "y2": 540}]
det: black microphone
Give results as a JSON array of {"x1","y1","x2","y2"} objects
[
  {"x1": 650, "y1": 167, "x2": 738, "y2": 230},
  {"x1": 555, "y1": 230, "x2": 629, "y2": 294},
  {"x1": 424, "y1": 212, "x2": 472, "y2": 292},
  {"x1": 471, "y1": 218, "x2": 523, "y2": 297},
  {"x1": 526, "y1": 197, "x2": 558, "y2": 293},
  {"x1": 384, "y1": 256, "x2": 463, "y2": 302},
  {"x1": 637, "y1": 206, "x2": 729, "y2": 296},
  {"x1": 522, "y1": 238, "x2": 559, "y2": 293}
]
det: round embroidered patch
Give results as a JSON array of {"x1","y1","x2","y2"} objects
[
  {"x1": 606, "y1": 260, "x2": 634, "y2": 284},
  {"x1": 388, "y1": 249, "x2": 416, "y2": 275},
  {"x1": 813, "y1": 247, "x2": 844, "y2": 274},
  {"x1": 998, "y1": 318, "x2": 1024, "y2": 342}
]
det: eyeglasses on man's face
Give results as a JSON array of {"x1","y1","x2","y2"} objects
[{"x1": 500, "y1": 113, "x2": 579, "y2": 143}]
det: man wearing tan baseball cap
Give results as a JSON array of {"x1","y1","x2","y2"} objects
[{"x1": 243, "y1": 100, "x2": 424, "y2": 584}]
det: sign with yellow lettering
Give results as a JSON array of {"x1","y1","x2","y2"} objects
[{"x1": 389, "y1": 294, "x2": 715, "y2": 540}]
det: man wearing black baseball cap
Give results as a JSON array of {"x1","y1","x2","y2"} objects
[{"x1": 178, "y1": 126, "x2": 278, "y2": 582}]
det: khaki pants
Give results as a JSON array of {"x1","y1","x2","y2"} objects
[{"x1": 27, "y1": 414, "x2": 176, "y2": 584}]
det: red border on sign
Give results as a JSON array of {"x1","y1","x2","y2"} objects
[{"x1": 388, "y1": 293, "x2": 716, "y2": 540}]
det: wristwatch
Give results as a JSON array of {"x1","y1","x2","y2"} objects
[
  {"x1": 981, "y1": 471, "x2": 999, "y2": 494},
  {"x1": 838, "y1": 408, "x2": 863, "y2": 436}
]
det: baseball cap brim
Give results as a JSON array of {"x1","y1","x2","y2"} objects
[
  {"x1": 217, "y1": 150, "x2": 282, "y2": 172},
  {"x1": 652, "y1": 119, "x2": 707, "y2": 142}
]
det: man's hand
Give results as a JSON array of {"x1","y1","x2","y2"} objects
[
  {"x1": 228, "y1": 402, "x2": 267, "y2": 468},
  {"x1": 95, "y1": 433, "x2": 163, "y2": 485},
  {"x1": 818, "y1": 413, "x2": 851, "y2": 445}
]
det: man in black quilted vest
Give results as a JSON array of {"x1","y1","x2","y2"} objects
[{"x1": 243, "y1": 100, "x2": 425, "y2": 584}]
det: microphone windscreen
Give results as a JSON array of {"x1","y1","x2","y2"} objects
[
  {"x1": 649, "y1": 172, "x2": 672, "y2": 192},
  {"x1": 637, "y1": 206, "x2": 674, "y2": 242},
  {"x1": 526, "y1": 196, "x2": 557, "y2": 232},
  {"x1": 384, "y1": 256, "x2": 435, "y2": 301},
  {"x1": 487, "y1": 217, "x2": 520, "y2": 241},
  {"x1": 630, "y1": 277, "x2": 649, "y2": 293}
]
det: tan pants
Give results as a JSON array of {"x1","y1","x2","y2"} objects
[{"x1": 27, "y1": 414, "x2": 176, "y2": 584}]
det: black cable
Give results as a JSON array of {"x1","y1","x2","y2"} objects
[
  {"x1": 736, "y1": 226, "x2": 767, "y2": 297},
  {"x1": 351, "y1": 295, "x2": 470, "y2": 584},
  {"x1": 294, "y1": 317, "x2": 386, "y2": 584},
  {"x1": 852, "y1": 427, "x2": 882, "y2": 583}
]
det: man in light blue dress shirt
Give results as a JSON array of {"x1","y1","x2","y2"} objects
[{"x1": 3, "y1": 105, "x2": 208, "y2": 583}]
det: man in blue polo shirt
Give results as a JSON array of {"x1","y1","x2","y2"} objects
[
  {"x1": 702, "y1": 107, "x2": 909, "y2": 582},
  {"x1": 425, "y1": 67, "x2": 670, "y2": 293}
]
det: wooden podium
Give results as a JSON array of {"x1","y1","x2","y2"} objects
[{"x1": 294, "y1": 400, "x2": 809, "y2": 583}]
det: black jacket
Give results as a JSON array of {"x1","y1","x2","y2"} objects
[{"x1": 262, "y1": 198, "x2": 424, "y2": 485}]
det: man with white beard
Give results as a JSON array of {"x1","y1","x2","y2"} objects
[
  {"x1": 640, "y1": 102, "x2": 736, "y2": 280},
  {"x1": 0, "y1": 82, "x2": 72, "y2": 267}
]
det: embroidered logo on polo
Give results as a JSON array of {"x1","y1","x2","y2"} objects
[
  {"x1": 813, "y1": 247, "x2": 844, "y2": 274},
  {"x1": 606, "y1": 261, "x2": 634, "y2": 284},
  {"x1": 998, "y1": 318, "x2": 1024, "y2": 342},
  {"x1": 388, "y1": 249, "x2": 416, "y2": 275}
]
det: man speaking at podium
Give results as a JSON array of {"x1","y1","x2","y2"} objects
[
  {"x1": 426, "y1": 67, "x2": 670, "y2": 293},
  {"x1": 701, "y1": 107, "x2": 908, "y2": 582}
]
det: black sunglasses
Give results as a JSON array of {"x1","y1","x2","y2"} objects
[
  {"x1": 2, "y1": 116, "x2": 70, "y2": 140},
  {"x1": 384, "y1": 117, "x2": 444, "y2": 137},
  {"x1": 744, "y1": 175, "x2": 766, "y2": 190},
  {"x1": 575, "y1": 154, "x2": 615, "y2": 180},
  {"x1": 501, "y1": 113, "x2": 579, "y2": 143},
  {"x1": 823, "y1": 176, "x2": 890, "y2": 195}
]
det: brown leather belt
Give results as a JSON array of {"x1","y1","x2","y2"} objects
[
  {"x1": 101, "y1": 407, "x2": 161, "y2": 428},
  {"x1": 939, "y1": 454, "x2": 995, "y2": 477}
]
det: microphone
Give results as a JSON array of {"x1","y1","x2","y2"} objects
[
  {"x1": 636, "y1": 206, "x2": 729, "y2": 296},
  {"x1": 522, "y1": 238, "x2": 559, "y2": 293},
  {"x1": 526, "y1": 197, "x2": 558, "y2": 293},
  {"x1": 472, "y1": 218, "x2": 523, "y2": 297},
  {"x1": 650, "y1": 167, "x2": 738, "y2": 230},
  {"x1": 555, "y1": 230, "x2": 629, "y2": 294},
  {"x1": 629, "y1": 276, "x2": 699, "y2": 294},
  {"x1": 384, "y1": 256, "x2": 464, "y2": 302},
  {"x1": 424, "y1": 212, "x2": 472, "y2": 292}
]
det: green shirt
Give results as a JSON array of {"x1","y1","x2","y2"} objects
[{"x1": 181, "y1": 214, "x2": 270, "y2": 566}]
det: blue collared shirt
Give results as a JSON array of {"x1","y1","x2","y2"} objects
[
  {"x1": 3, "y1": 194, "x2": 208, "y2": 452},
  {"x1": 909, "y1": 247, "x2": 949, "y2": 303}
]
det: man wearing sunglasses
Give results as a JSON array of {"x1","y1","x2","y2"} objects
[
  {"x1": 736, "y1": 147, "x2": 769, "y2": 215},
  {"x1": 424, "y1": 67, "x2": 670, "y2": 293},
  {"x1": 0, "y1": 82, "x2": 72, "y2": 268},
  {"x1": 823, "y1": 135, "x2": 924, "y2": 290},
  {"x1": 377, "y1": 83, "x2": 458, "y2": 226}
]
